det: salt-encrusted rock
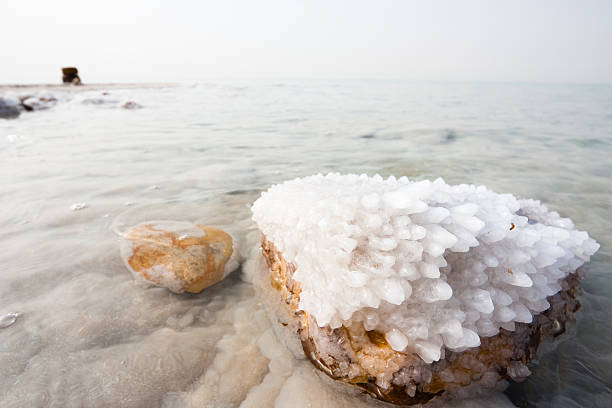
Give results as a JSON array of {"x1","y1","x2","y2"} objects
[
  {"x1": 0, "y1": 97, "x2": 21, "y2": 119},
  {"x1": 251, "y1": 173, "x2": 599, "y2": 405},
  {"x1": 20, "y1": 93, "x2": 57, "y2": 111},
  {"x1": 120, "y1": 221, "x2": 240, "y2": 293}
]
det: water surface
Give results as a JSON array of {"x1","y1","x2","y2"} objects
[{"x1": 1, "y1": 80, "x2": 611, "y2": 407}]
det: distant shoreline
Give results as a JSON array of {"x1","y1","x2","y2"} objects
[{"x1": 0, "y1": 83, "x2": 177, "y2": 92}]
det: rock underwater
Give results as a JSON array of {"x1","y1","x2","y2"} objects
[
  {"x1": 251, "y1": 173, "x2": 599, "y2": 405},
  {"x1": 0, "y1": 97, "x2": 21, "y2": 119},
  {"x1": 120, "y1": 101, "x2": 142, "y2": 109},
  {"x1": 120, "y1": 221, "x2": 240, "y2": 293}
]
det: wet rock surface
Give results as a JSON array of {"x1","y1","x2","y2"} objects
[{"x1": 120, "y1": 221, "x2": 238, "y2": 293}]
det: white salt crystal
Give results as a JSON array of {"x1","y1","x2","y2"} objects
[
  {"x1": 399, "y1": 241, "x2": 423, "y2": 262},
  {"x1": 395, "y1": 228, "x2": 412, "y2": 240},
  {"x1": 420, "y1": 263, "x2": 441, "y2": 278},
  {"x1": 364, "y1": 213, "x2": 383, "y2": 229},
  {"x1": 422, "y1": 240, "x2": 446, "y2": 257},
  {"x1": 345, "y1": 270, "x2": 369, "y2": 287},
  {"x1": 510, "y1": 303, "x2": 533, "y2": 323},
  {"x1": 494, "y1": 307, "x2": 517, "y2": 323},
  {"x1": 425, "y1": 224, "x2": 458, "y2": 248},
  {"x1": 375, "y1": 279, "x2": 405, "y2": 305},
  {"x1": 383, "y1": 191, "x2": 428, "y2": 213},
  {"x1": 414, "y1": 340, "x2": 441, "y2": 363},
  {"x1": 361, "y1": 193, "x2": 380, "y2": 209},
  {"x1": 460, "y1": 328, "x2": 481, "y2": 348},
  {"x1": 465, "y1": 289, "x2": 494, "y2": 314},
  {"x1": 476, "y1": 318, "x2": 499, "y2": 337},
  {"x1": 453, "y1": 214, "x2": 485, "y2": 233},
  {"x1": 503, "y1": 270, "x2": 533, "y2": 287},
  {"x1": 412, "y1": 207, "x2": 450, "y2": 224},
  {"x1": 451, "y1": 203, "x2": 479, "y2": 216},
  {"x1": 408, "y1": 224, "x2": 427, "y2": 240},
  {"x1": 414, "y1": 279, "x2": 453, "y2": 302},
  {"x1": 385, "y1": 328, "x2": 409, "y2": 351},
  {"x1": 370, "y1": 237, "x2": 397, "y2": 251},
  {"x1": 398, "y1": 264, "x2": 419, "y2": 280},
  {"x1": 490, "y1": 288, "x2": 513, "y2": 306},
  {"x1": 438, "y1": 319, "x2": 463, "y2": 339}
]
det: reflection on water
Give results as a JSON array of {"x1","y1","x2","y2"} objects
[{"x1": 1, "y1": 80, "x2": 611, "y2": 407}]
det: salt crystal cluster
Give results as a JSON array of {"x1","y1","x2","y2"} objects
[{"x1": 251, "y1": 173, "x2": 599, "y2": 363}]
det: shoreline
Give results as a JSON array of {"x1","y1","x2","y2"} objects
[{"x1": 0, "y1": 83, "x2": 177, "y2": 92}]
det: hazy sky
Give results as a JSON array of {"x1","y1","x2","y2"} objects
[{"x1": 2, "y1": 0, "x2": 611, "y2": 84}]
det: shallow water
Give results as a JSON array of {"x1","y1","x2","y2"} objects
[{"x1": 1, "y1": 80, "x2": 611, "y2": 407}]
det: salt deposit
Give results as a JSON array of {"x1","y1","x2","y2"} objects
[
  {"x1": 70, "y1": 202, "x2": 87, "y2": 211},
  {"x1": 0, "y1": 313, "x2": 20, "y2": 329},
  {"x1": 252, "y1": 173, "x2": 599, "y2": 363}
]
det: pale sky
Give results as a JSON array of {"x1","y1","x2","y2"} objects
[{"x1": 1, "y1": 0, "x2": 611, "y2": 84}]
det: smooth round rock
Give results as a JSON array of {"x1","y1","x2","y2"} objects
[{"x1": 120, "y1": 221, "x2": 238, "y2": 293}]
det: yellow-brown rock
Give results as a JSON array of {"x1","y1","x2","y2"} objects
[{"x1": 120, "y1": 221, "x2": 237, "y2": 293}]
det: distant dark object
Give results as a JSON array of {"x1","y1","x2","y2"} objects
[
  {"x1": 62, "y1": 67, "x2": 81, "y2": 85},
  {"x1": 360, "y1": 133, "x2": 376, "y2": 139}
]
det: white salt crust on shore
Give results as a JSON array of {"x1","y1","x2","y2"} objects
[{"x1": 251, "y1": 173, "x2": 600, "y2": 363}]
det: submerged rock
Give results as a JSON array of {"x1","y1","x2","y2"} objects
[
  {"x1": 0, "y1": 97, "x2": 21, "y2": 119},
  {"x1": 120, "y1": 101, "x2": 142, "y2": 109},
  {"x1": 251, "y1": 173, "x2": 599, "y2": 405},
  {"x1": 20, "y1": 93, "x2": 57, "y2": 111},
  {"x1": 0, "y1": 312, "x2": 20, "y2": 328},
  {"x1": 120, "y1": 221, "x2": 239, "y2": 293}
]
